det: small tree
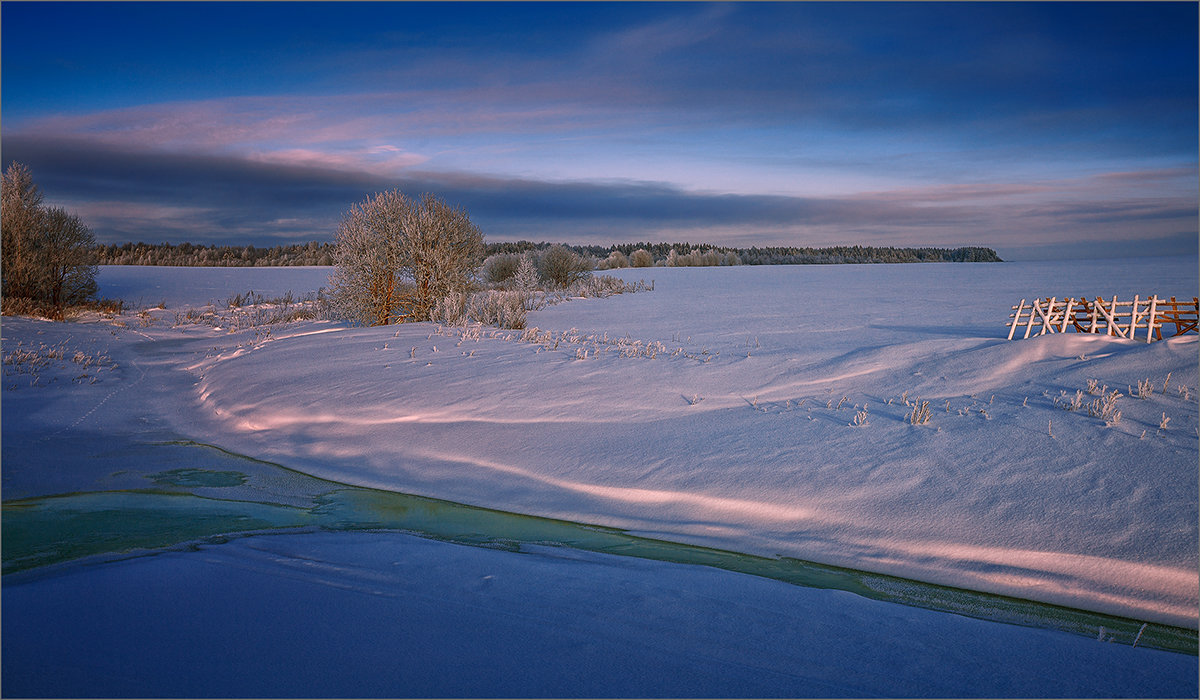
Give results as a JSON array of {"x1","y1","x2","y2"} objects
[
  {"x1": 512, "y1": 253, "x2": 540, "y2": 311},
  {"x1": 330, "y1": 190, "x2": 484, "y2": 325},
  {"x1": 513, "y1": 254, "x2": 539, "y2": 293}
]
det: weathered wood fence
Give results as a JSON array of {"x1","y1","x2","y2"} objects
[{"x1": 1007, "y1": 295, "x2": 1199, "y2": 342}]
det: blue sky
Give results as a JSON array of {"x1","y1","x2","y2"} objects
[{"x1": 2, "y1": 2, "x2": 1196, "y2": 260}]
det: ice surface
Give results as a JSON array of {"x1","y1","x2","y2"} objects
[{"x1": 4, "y1": 530, "x2": 1196, "y2": 698}]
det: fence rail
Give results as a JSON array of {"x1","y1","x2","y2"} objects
[{"x1": 1007, "y1": 295, "x2": 1198, "y2": 343}]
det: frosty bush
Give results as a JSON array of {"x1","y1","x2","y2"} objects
[
  {"x1": 469, "y1": 290, "x2": 527, "y2": 329},
  {"x1": 330, "y1": 190, "x2": 484, "y2": 325},
  {"x1": 597, "y1": 250, "x2": 630, "y2": 270},
  {"x1": 562, "y1": 275, "x2": 651, "y2": 298},
  {"x1": 666, "y1": 248, "x2": 721, "y2": 267},
  {"x1": 629, "y1": 249, "x2": 654, "y2": 267},
  {"x1": 511, "y1": 254, "x2": 540, "y2": 310},
  {"x1": 538, "y1": 244, "x2": 592, "y2": 288},
  {"x1": 482, "y1": 253, "x2": 522, "y2": 285},
  {"x1": 431, "y1": 290, "x2": 470, "y2": 325},
  {"x1": 434, "y1": 289, "x2": 526, "y2": 329}
]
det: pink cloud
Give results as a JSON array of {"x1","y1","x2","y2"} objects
[{"x1": 246, "y1": 147, "x2": 428, "y2": 176}]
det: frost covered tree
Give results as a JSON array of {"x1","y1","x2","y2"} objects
[
  {"x1": 2, "y1": 162, "x2": 98, "y2": 318},
  {"x1": 512, "y1": 253, "x2": 540, "y2": 311},
  {"x1": 513, "y1": 254, "x2": 539, "y2": 293},
  {"x1": 330, "y1": 190, "x2": 484, "y2": 325}
]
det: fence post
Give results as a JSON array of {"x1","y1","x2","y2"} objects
[
  {"x1": 1061, "y1": 298, "x2": 1075, "y2": 333},
  {"x1": 1008, "y1": 299, "x2": 1027, "y2": 340},
  {"x1": 1024, "y1": 298, "x2": 1041, "y2": 339},
  {"x1": 1033, "y1": 297, "x2": 1057, "y2": 336},
  {"x1": 1130, "y1": 295, "x2": 1140, "y2": 340},
  {"x1": 1146, "y1": 296, "x2": 1158, "y2": 343},
  {"x1": 1104, "y1": 295, "x2": 1118, "y2": 336}
]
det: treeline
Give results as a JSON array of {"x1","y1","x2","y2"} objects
[
  {"x1": 474, "y1": 241, "x2": 1001, "y2": 265},
  {"x1": 732, "y1": 244, "x2": 1001, "y2": 264},
  {"x1": 95, "y1": 241, "x2": 336, "y2": 266},
  {"x1": 95, "y1": 240, "x2": 1001, "y2": 267}
]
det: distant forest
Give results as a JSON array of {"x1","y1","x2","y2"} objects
[{"x1": 94, "y1": 240, "x2": 1002, "y2": 267}]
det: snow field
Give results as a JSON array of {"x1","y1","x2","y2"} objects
[
  {"x1": 2, "y1": 258, "x2": 1197, "y2": 697},
  {"x1": 148, "y1": 262, "x2": 1197, "y2": 628}
]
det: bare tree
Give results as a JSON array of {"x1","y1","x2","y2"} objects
[
  {"x1": 330, "y1": 190, "x2": 484, "y2": 325},
  {"x1": 2, "y1": 163, "x2": 98, "y2": 318},
  {"x1": 2, "y1": 162, "x2": 45, "y2": 300},
  {"x1": 41, "y1": 207, "x2": 99, "y2": 317}
]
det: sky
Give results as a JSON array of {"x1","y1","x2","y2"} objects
[{"x1": 2, "y1": 2, "x2": 1196, "y2": 260}]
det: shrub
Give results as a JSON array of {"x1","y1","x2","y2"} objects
[
  {"x1": 630, "y1": 249, "x2": 654, "y2": 267},
  {"x1": 469, "y1": 290, "x2": 526, "y2": 329},
  {"x1": 666, "y1": 248, "x2": 721, "y2": 267},
  {"x1": 434, "y1": 289, "x2": 527, "y2": 329},
  {"x1": 562, "y1": 275, "x2": 649, "y2": 298},
  {"x1": 482, "y1": 253, "x2": 521, "y2": 285},
  {"x1": 538, "y1": 244, "x2": 592, "y2": 288},
  {"x1": 597, "y1": 250, "x2": 630, "y2": 270}
]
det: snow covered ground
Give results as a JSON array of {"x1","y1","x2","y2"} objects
[{"x1": 3, "y1": 258, "x2": 1197, "y2": 697}]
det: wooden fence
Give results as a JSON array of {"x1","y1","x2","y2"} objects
[{"x1": 1007, "y1": 295, "x2": 1199, "y2": 342}]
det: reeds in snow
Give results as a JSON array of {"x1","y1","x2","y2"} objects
[
  {"x1": 1135, "y1": 378, "x2": 1154, "y2": 399},
  {"x1": 907, "y1": 399, "x2": 931, "y2": 425}
]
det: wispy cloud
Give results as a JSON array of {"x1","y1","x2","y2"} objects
[{"x1": 246, "y1": 147, "x2": 429, "y2": 177}]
